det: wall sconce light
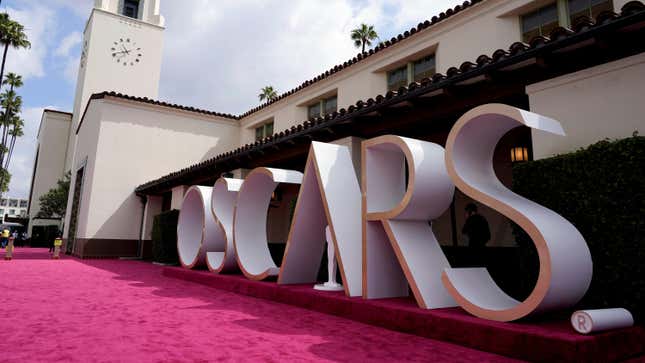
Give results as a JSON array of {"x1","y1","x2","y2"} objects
[{"x1": 510, "y1": 146, "x2": 529, "y2": 162}]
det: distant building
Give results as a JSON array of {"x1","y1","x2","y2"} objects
[
  {"x1": 1, "y1": 197, "x2": 29, "y2": 223},
  {"x1": 27, "y1": 0, "x2": 645, "y2": 257}
]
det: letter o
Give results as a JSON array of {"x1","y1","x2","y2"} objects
[{"x1": 177, "y1": 186, "x2": 221, "y2": 268}]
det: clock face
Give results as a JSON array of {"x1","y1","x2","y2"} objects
[{"x1": 111, "y1": 38, "x2": 142, "y2": 67}]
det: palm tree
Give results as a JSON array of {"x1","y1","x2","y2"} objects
[
  {"x1": 258, "y1": 86, "x2": 278, "y2": 102},
  {"x1": 4, "y1": 115, "x2": 23, "y2": 172},
  {"x1": 0, "y1": 74, "x2": 22, "y2": 165},
  {"x1": 351, "y1": 24, "x2": 378, "y2": 53},
  {"x1": 3, "y1": 72, "x2": 22, "y2": 91},
  {"x1": 0, "y1": 90, "x2": 20, "y2": 196},
  {"x1": 0, "y1": 16, "x2": 30, "y2": 94},
  {"x1": 0, "y1": 89, "x2": 21, "y2": 168}
]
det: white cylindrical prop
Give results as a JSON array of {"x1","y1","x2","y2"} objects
[
  {"x1": 571, "y1": 308, "x2": 634, "y2": 334},
  {"x1": 177, "y1": 186, "x2": 221, "y2": 268}
]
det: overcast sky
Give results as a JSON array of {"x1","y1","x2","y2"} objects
[{"x1": 3, "y1": 0, "x2": 464, "y2": 200}]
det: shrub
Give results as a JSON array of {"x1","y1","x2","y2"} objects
[
  {"x1": 151, "y1": 209, "x2": 180, "y2": 264},
  {"x1": 512, "y1": 136, "x2": 644, "y2": 321}
]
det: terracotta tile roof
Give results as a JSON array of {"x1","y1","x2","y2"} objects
[
  {"x1": 135, "y1": 1, "x2": 645, "y2": 194},
  {"x1": 84, "y1": 0, "x2": 488, "y2": 124},
  {"x1": 75, "y1": 91, "x2": 239, "y2": 135},
  {"x1": 92, "y1": 91, "x2": 239, "y2": 120},
  {"x1": 239, "y1": 0, "x2": 487, "y2": 118}
]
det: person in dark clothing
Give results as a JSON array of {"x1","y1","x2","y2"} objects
[{"x1": 462, "y1": 203, "x2": 491, "y2": 265}]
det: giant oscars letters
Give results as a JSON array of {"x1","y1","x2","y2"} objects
[{"x1": 176, "y1": 104, "x2": 593, "y2": 322}]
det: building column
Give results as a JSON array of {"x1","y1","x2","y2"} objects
[{"x1": 170, "y1": 185, "x2": 188, "y2": 210}]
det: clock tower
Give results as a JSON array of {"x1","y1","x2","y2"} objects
[{"x1": 65, "y1": 0, "x2": 165, "y2": 171}]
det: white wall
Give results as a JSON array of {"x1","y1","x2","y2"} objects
[
  {"x1": 528, "y1": 52, "x2": 645, "y2": 159},
  {"x1": 142, "y1": 195, "x2": 161, "y2": 240},
  {"x1": 63, "y1": 102, "x2": 104, "y2": 240},
  {"x1": 66, "y1": 7, "x2": 164, "y2": 172},
  {"x1": 239, "y1": 0, "x2": 528, "y2": 145},
  {"x1": 170, "y1": 185, "x2": 188, "y2": 210},
  {"x1": 74, "y1": 98, "x2": 239, "y2": 240},
  {"x1": 28, "y1": 111, "x2": 72, "y2": 228}
]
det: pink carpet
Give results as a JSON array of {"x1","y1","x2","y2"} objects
[{"x1": 0, "y1": 248, "x2": 519, "y2": 362}]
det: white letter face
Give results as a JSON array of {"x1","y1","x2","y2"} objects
[
  {"x1": 177, "y1": 186, "x2": 222, "y2": 268},
  {"x1": 362, "y1": 135, "x2": 457, "y2": 309},
  {"x1": 206, "y1": 177, "x2": 243, "y2": 273},
  {"x1": 278, "y1": 142, "x2": 363, "y2": 296},
  {"x1": 233, "y1": 167, "x2": 302, "y2": 280},
  {"x1": 443, "y1": 103, "x2": 593, "y2": 322}
]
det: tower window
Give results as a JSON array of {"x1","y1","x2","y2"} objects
[{"x1": 122, "y1": 0, "x2": 140, "y2": 19}]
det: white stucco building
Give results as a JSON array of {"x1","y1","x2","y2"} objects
[
  {"x1": 1, "y1": 197, "x2": 28, "y2": 221},
  {"x1": 28, "y1": 0, "x2": 645, "y2": 257}
]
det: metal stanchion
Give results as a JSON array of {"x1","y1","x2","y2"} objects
[
  {"x1": 53, "y1": 237, "x2": 63, "y2": 259},
  {"x1": 4, "y1": 237, "x2": 14, "y2": 260}
]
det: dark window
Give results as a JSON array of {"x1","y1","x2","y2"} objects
[
  {"x1": 413, "y1": 55, "x2": 436, "y2": 82},
  {"x1": 387, "y1": 65, "x2": 408, "y2": 91},
  {"x1": 20, "y1": 200, "x2": 27, "y2": 208},
  {"x1": 323, "y1": 96, "x2": 337, "y2": 116},
  {"x1": 255, "y1": 122, "x2": 274, "y2": 141},
  {"x1": 521, "y1": 3, "x2": 559, "y2": 42},
  {"x1": 123, "y1": 0, "x2": 140, "y2": 19},
  {"x1": 307, "y1": 102, "x2": 321, "y2": 120},
  {"x1": 264, "y1": 123, "x2": 272, "y2": 138},
  {"x1": 161, "y1": 192, "x2": 172, "y2": 212},
  {"x1": 568, "y1": 0, "x2": 612, "y2": 25}
]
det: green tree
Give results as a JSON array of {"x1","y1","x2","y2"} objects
[
  {"x1": 0, "y1": 167, "x2": 10, "y2": 193},
  {"x1": 351, "y1": 24, "x2": 378, "y2": 53},
  {"x1": 1, "y1": 73, "x2": 22, "y2": 162},
  {"x1": 4, "y1": 115, "x2": 23, "y2": 170},
  {"x1": 0, "y1": 88, "x2": 21, "y2": 168},
  {"x1": 0, "y1": 15, "x2": 30, "y2": 92},
  {"x1": 37, "y1": 172, "x2": 71, "y2": 218},
  {"x1": 258, "y1": 85, "x2": 277, "y2": 102}
]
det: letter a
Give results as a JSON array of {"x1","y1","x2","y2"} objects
[
  {"x1": 362, "y1": 136, "x2": 457, "y2": 308},
  {"x1": 278, "y1": 142, "x2": 362, "y2": 296},
  {"x1": 442, "y1": 103, "x2": 592, "y2": 322}
]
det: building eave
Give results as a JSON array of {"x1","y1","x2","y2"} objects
[
  {"x1": 75, "y1": 91, "x2": 241, "y2": 135},
  {"x1": 135, "y1": 1, "x2": 645, "y2": 196}
]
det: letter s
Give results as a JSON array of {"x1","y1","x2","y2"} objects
[{"x1": 442, "y1": 103, "x2": 592, "y2": 322}]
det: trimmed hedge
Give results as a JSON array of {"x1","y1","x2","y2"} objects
[
  {"x1": 512, "y1": 136, "x2": 644, "y2": 321},
  {"x1": 151, "y1": 209, "x2": 180, "y2": 264}
]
